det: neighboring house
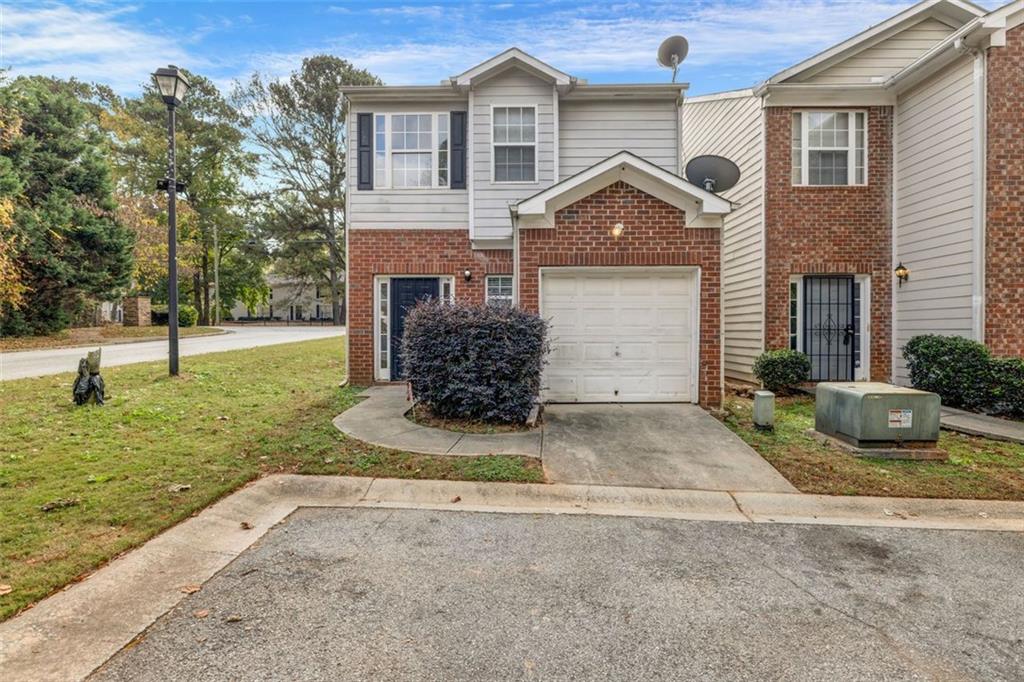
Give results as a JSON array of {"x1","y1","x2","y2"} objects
[
  {"x1": 344, "y1": 0, "x2": 1022, "y2": 404},
  {"x1": 680, "y1": 0, "x2": 1023, "y2": 385},
  {"x1": 230, "y1": 276, "x2": 337, "y2": 322}
]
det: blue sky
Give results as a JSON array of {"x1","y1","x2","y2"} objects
[{"x1": 0, "y1": 1, "x2": 988, "y2": 96}]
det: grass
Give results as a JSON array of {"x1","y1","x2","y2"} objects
[
  {"x1": 0, "y1": 325, "x2": 223, "y2": 352},
  {"x1": 722, "y1": 394, "x2": 1024, "y2": 500},
  {"x1": 0, "y1": 338, "x2": 543, "y2": 621}
]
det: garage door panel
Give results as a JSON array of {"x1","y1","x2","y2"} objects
[{"x1": 541, "y1": 269, "x2": 697, "y2": 403}]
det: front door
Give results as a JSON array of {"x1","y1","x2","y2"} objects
[
  {"x1": 389, "y1": 277, "x2": 440, "y2": 380},
  {"x1": 803, "y1": 276, "x2": 855, "y2": 381}
]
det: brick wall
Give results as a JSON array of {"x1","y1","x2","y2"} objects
[
  {"x1": 346, "y1": 229, "x2": 512, "y2": 384},
  {"x1": 986, "y1": 24, "x2": 1024, "y2": 358},
  {"x1": 763, "y1": 106, "x2": 894, "y2": 381},
  {"x1": 518, "y1": 181, "x2": 723, "y2": 407},
  {"x1": 122, "y1": 296, "x2": 151, "y2": 327}
]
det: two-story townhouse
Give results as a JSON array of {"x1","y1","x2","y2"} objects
[
  {"x1": 682, "y1": 0, "x2": 1023, "y2": 386},
  {"x1": 344, "y1": 49, "x2": 732, "y2": 407}
]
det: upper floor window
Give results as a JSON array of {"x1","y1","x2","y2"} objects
[
  {"x1": 493, "y1": 106, "x2": 536, "y2": 183},
  {"x1": 370, "y1": 113, "x2": 450, "y2": 189},
  {"x1": 791, "y1": 111, "x2": 866, "y2": 186}
]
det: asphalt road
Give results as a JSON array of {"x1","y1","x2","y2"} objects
[
  {"x1": 0, "y1": 325, "x2": 345, "y2": 380},
  {"x1": 92, "y1": 508, "x2": 1024, "y2": 681}
]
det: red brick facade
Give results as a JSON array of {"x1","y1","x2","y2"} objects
[
  {"x1": 763, "y1": 106, "x2": 894, "y2": 381},
  {"x1": 346, "y1": 230, "x2": 512, "y2": 385},
  {"x1": 518, "y1": 181, "x2": 723, "y2": 407},
  {"x1": 986, "y1": 23, "x2": 1024, "y2": 358}
]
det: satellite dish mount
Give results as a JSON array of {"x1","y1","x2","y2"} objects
[
  {"x1": 657, "y1": 36, "x2": 689, "y2": 83},
  {"x1": 685, "y1": 155, "x2": 741, "y2": 194}
]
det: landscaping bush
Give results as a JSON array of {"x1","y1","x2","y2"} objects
[
  {"x1": 752, "y1": 349, "x2": 811, "y2": 393},
  {"x1": 903, "y1": 335, "x2": 992, "y2": 411},
  {"x1": 989, "y1": 357, "x2": 1024, "y2": 419},
  {"x1": 401, "y1": 300, "x2": 549, "y2": 423},
  {"x1": 177, "y1": 304, "x2": 199, "y2": 328}
]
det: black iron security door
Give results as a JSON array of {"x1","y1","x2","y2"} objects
[{"x1": 804, "y1": 276, "x2": 855, "y2": 381}]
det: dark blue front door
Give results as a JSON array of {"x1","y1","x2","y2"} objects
[{"x1": 390, "y1": 277, "x2": 440, "y2": 379}]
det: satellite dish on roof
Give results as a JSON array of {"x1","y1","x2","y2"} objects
[
  {"x1": 685, "y1": 155, "x2": 741, "y2": 193},
  {"x1": 657, "y1": 36, "x2": 689, "y2": 83}
]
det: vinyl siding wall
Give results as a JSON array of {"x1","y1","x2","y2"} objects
[
  {"x1": 801, "y1": 18, "x2": 957, "y2": 84},
  {"x1": 472, "y1": 70, "x2": 556, "y2": 241},
  {"x1": 893, "y1": 54, "x2": 978, "y2": 383},
  {"x1": 681, "y1": 91, "x2": 764, "y2": 382},
  {"x1": 347, "y1": 101, "x2": 469, "y2": 229},
  {"x1": 558, "y1": 99, "x2": 679, "y2": 178}
]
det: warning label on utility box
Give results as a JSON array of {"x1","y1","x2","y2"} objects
[{"x1": 888, "y1": 409, "x2": 913, "y2": 429}]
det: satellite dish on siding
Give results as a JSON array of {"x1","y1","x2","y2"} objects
[
  {"x1": 685, "y1": 155, "x2": 741, "y2": 193},
  {"x1": 657, "y1": 36, "x2": 689, "y2": 83}
]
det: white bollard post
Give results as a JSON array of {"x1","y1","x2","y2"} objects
[{"x1": 753, "y1": 390, "x2": 775, "y2": 430}]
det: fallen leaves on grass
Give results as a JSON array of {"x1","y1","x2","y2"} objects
[
  {"x1": 0, "y1": 584, "x2": 12, "y2": 596},
  {"x1": 39, "y1": 498, "x2": 80, "y2": 512},
  {"x1": 167, "y1": 483, "x2": 191, "y2": 493}
]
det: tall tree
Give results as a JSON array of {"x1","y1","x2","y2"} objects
[
  {"x1": 233, "y1": 56, "x2": 380, "y2": 324},
  {"x1": 0, "y1": 76, "x2": 134, "y2": 335},
  {"x1": 102, "y1": 72, "x2": 258, "y2": 324}
]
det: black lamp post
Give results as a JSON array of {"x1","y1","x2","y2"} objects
[{"x1": 152, "y1": 66, "x2": 190, "y2": 376}]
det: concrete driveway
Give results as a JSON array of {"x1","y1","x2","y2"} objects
[
  {"x1": 542, "y1": 403, "x2": 797, "y2": 492},
  {"x1": 90, "y1": 507, "x2": 1024, "y2": 681},
  {"x1": 0, "y1": 325, "x2": 344, "y2": 380}
]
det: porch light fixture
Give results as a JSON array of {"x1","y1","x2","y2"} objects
[
  {"x1": 895, "y1": 262, "x2": 910, "y2": 287},
  {"x1": 463, "y1": 269, "x2": 472, "y2": 282},
  {"x1": 610, "y1": 222, "x2": 625, "y2": 239}
]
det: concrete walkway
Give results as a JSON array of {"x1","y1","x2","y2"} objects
[
  {"x1": 333, "y1": 385, "x2": 542, "y2": 457},
  {"x1": 0, "y1": 325, "x2": 345, "y2": 381},
  {"x1": 941, "y1": 406, "x2": 1024, "y2": 444}
]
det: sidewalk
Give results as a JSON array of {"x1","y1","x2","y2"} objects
[
  {"x1": 941, "y1": 406, "x2": 1024, "y2": 444},
  {"x1": 2, "y1": 474, "x2": 1021, "y2": 681}
]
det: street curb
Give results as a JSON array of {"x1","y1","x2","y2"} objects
[{"x1": 2, "y1": 474, "x2": 1022, "y2": 681}]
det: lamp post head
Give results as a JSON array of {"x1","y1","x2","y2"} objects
[{"x1": 152, "y1": 65, "x2": 190, "y2": 107}]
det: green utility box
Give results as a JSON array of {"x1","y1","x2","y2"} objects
[{"x1": 815, "y1": 382, "x2": 940, "y2": 448}]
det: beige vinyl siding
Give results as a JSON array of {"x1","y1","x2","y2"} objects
[
  {"x1": 801, "y1": 18, "x2": 956, "y2": 84},
  {"x1": 681, "y1": 91, "x2": 764, "y2": 382},
  {"x1": 347, "y1": 102, "x2": 470, "y2": 229},
  {"x1": 472, "y1": 70, "x2": 556, "y2": 241},
  {"x1": 558, "y1": 100, "x2": 679, "y2": 178},
  {"x1": 893, "y1": 54, "x2": 977, "y2": 384}
]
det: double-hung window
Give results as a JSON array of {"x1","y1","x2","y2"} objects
[
  {"x1": 370, "y1": 113, "x2": 451, "y2": 189},
  {"x1": 486, "y1": 275, "x2": 514, "y2": 306},
  {"x1": 493, "y1": 106, "x2": 536, "y2": 183},
  {"x1": 791, "y1": 111, "x2": 867, "y2": 186}
]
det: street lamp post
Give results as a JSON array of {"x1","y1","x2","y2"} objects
[{"x1": 152, "y1": 66, "x2": 190, "y2": 376}]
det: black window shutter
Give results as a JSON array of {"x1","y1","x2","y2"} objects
[
  {"x1": 357, "y1": 113, "x2": 373, "y2": 190},
  {"x1": 450, "y1": 111, "x2": 467, "y2": 189}
]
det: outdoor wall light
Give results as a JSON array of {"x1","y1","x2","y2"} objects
[
  {"x1": 895, "y1": 262, "x2": 910, "y2": 287},
  {"x1": 463, "y1": 269, "x2": 472, "y2": 282},
  {"x1": 610, "y1": 222, "x2": 625, "y2": 239}
]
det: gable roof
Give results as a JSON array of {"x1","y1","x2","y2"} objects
[
  {"x1": 514, "y1": 152, "x2": 732, "y2": 230},
  {"x1": 449, "y1": 48, "x2": 574, "y2": 90},
  {"x1": 763, "y1": 0, "x2": 985, "y2": 86}
]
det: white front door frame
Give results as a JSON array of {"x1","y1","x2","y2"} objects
[
  {"x1": 372, "y1": 275, "x2": 456, "y2": 382},
  {"x1": 538, "y1": 265, "x2": 702, "y2": 403},
  {"x1": 789, "y1": 273, "x2": 871, "y2": 381}
]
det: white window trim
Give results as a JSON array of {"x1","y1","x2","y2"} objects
[
  {"x1": 367, "y1": 112, "x2": 454, "y2": 191},
  {"x1": 490, "y1": 103, "x2": 539, "y2": 185},
  {"x1": 789, "y1": 274, "x2": 870, "y2": 381},
  {"x1": 793, "y1": 110, "x2": 868, "y2": 187},
  {"x1": 373, "y1": 275, "x2": 456, "y2": 382},
  {"x1": 485, "y1": 274, "x2": 514, "y2": 305}
]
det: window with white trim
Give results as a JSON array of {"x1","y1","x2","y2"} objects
[
  {"x1": 373, "y1": 114, "x2": 386, "y2": 188},
  {"x1": 486, "y1": 275, "x2": 513, "y2": 306},
  {"x1": 493, "y1": 106, "x2": 536, "y2": 182},
  {"x1": 791, "y1": 111, "x2": 867, "y2": 186},
  {"x1": 437, "y1": 113, "x2": 449, "y2": 187},
  {"x1": 372, "y1": 113, "x2": 451, "y2": 189}
]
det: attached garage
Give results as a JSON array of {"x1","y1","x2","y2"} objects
[{"x1": 541, "y1": 267, "x2": 700, "y2": 403}]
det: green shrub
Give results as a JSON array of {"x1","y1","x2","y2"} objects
[
  {"x1": 752, "y1": 349, "x2": 810, "y2": 393},
  {"x1": 990, "y1": 357, "x2": 1024, "y2": 418},
  {"x1": 903, "y1": 335, "x2": 992, "y2": 411},
  {"x1": 177, "y1": 304, "x2": 199, "y2": 328},
  {"x1": 401, "y1": 300, "x2": 549, "y2": 424}
]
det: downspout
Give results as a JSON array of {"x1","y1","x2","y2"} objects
[
  {"x1": 964, "y1": 41, "x2": 987, "y2": 344},
  {"x1": 509, "y1": 204, "x2": 520, "y2": 307}
]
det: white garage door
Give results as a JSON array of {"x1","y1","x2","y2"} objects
[{"x1": 541, "y1": 268, "x2": 698, "y2": 403}]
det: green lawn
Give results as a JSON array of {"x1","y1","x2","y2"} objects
[
  {"x1": 723, "y1": 395, "x2": 1024, "y2": 500},
  {"x1": 0, "y1": 338, "x2": 542, "y2": 621}
]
